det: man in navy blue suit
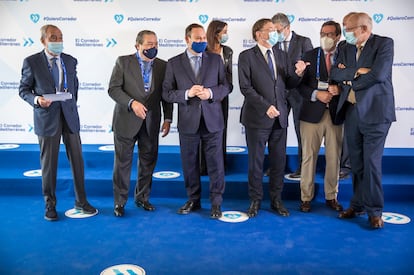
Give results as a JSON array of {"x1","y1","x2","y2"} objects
[
  {"x1": 162, "y1": 23, "x2": 230, "y2": 218},
  {"x1": 331, "y1": 12, "x2": 396, "y2": 229},
  {"x1": 238, "y1": 18, "x2": 308, "y2": 218},
  {"x1": 19, "y1": 24, "x2": 96, "y2": 221}
]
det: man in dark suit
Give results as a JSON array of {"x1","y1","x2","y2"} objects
[
  {"x1": 298, "y1": 21, "x2": 344, "y2": 213},
  {"x1": 238, "y1": 18, "x2": 308, "y2": 218},
  {"x1": 162, "y1": 23, "x2": 230, "y2": 219},
  {"x1": 108, "y1": 30, "x2": 173, "y2": 217},
  {"x1": 19, "y1": 24, "x2": 96, "y2": 221},
  {"x1": 272, "y1": 13, "x2": 314, "y2": 180},
  {"x1": 330, "y1": 12, "x2": 396, "y2": 229}
]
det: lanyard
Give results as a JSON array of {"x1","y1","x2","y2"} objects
[
  {"x1": 316, "y1": 48, "x2": 335, "y2": 81},
  {"x1": 47, "y1": 56, "x2": 68, "y2": 92},
  {"x1": 136, "y1": 52, "x2": 153, "y2": 92}
]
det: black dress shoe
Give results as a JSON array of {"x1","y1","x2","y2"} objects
[
  {"x1": 369, "y1": 216, "x2": 384, "y2": 229},
  {"x1": 75, "y1": 201, "x2": 97, "y2": 214},
  {"x1": 300, "y1": 201, "x2": 311, "y2": 213},
  {"x1": 44, "y1": 206, "x2": 58, "y2": 221},
  {"x1": 135, "y1": 200, "x2": 155, "y2": 211},
  {"x1": 288, "y1": 170, "x2": 301, "y2": 179},
  {"x1": 247, "y1": 200, "x2": 261, "y2": 218},
  {"x1": 271, "y1": 200, "x2": 290, "y2": 217},
  {"x1": 177, "y1": 200, "x2": 201, "y2": 215},
  {"x1": 210, "y1": 205, "x2": 222, "y2": 219},
  {"x1": 325, "y1": 199, "x2": 343, "y2": 211},
  {"x1": 338, "y1": 207, "x2": 366, "y2": 218},
  {"x1": 114, "y1": 205, "x2": 125, "y2": 217}
]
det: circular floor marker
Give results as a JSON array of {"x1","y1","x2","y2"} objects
[
  {"x1": 219, "y1": 211, "x2": 249, "y2": 223},
  {"x1": 153, "y1": 171, "x2": 180, "y2": 179},
  {"x1": 65, "y1": 208, "x2": 99, "y2": 219},
  {"x1": 101, "y1": 264, "x2": 146, "y2": 275},
  {"x1": 0, "y1": 144, "x2": 20, "y2": 150},
  {"x1": 382, "y1": 212, "x2": 411, "y2": 224}
]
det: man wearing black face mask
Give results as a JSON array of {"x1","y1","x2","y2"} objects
[
  {"x1": 162, "y1": 23, "x2": 230, "y2": 218},
  {"x1": 108, "y1": 30, "x2": 173, "y2": 217}
]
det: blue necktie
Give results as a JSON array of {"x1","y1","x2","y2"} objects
[
  {"x1": 51, "y1": 57, "x2": 60, "y2": 92},
  {"x1": 266, "y1": 50, "x2": 275, "y2": 80}
]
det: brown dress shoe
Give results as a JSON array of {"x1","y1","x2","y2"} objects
[
  {"x1": 369, "y1": 216, "x2": 384, "y2": 229},
  {"x1": 300, "y1": 201, "x2": 311, "y2": 212},
  {"x1": 338, "y1": 208, "x2": 360, "y2": 218},
  {"x1": 326, "y1": 199, "x2": 343, "y2": 211}
]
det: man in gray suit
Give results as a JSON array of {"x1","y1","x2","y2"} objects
[
  {"x1": 108, "y1": 30, "x2": 173, "y2": 217},
  {"x1": 272, "y1": 13, "x2": 314, "y2": 179},
  {"x1": 19, "y1": 24, "x2": 97, "y2": 221},
  {"x1": 238, "y1": 18, "x2": 308, "y2": 218},
  {"x1": 162, "y1": 23, "x2": 230, "y2": 219}
]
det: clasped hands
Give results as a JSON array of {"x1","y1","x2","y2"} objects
[
  {"x1": 317, "y1": 85, "x2": 340, "y2": 104},
  {"x1": 188, "y1": 85, "x2": 211, "y2": 100},
  {"x1": 266, "y1": 105, "x2": 280, "y2": 119}
]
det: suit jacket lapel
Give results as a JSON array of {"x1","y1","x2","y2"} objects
[
  {"x1": 255, "y1": 45, "x2": 274, "y2": 80},
  {"x1": 180, "y1": 53, "x2": 197, "y2": 83},
  {"x1": 130, "y1": 54, "x2": 145, "y2": 91}
]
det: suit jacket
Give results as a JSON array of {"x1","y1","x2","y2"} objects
[
  {"x1": 330, "y1": 34, "x2": 396, "y2": 124},
  {"x1": 238, "y1": 45, "x2": 301, "y2": 129},
  {"x1": 162, "y1": 51, "x2": 230, "y2": 134},
  {"x1": 298, "y1": 47, "x2": 341, "y2": 125},
  {"x1": 108, "y1": 54, "x2": 172, "y2": 138},
  {"x1": 276, "y1": 31, "x2": 313, "y2": 64},
  {"x1": 222, "y1": 45, "x2": 234, "y2": 92},
  {"x1": 19, "y1": 51, "x2": 80, "y2": 136}
]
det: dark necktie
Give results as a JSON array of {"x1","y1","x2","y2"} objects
[
  {"x1": 51, "y1": 57, "x2": 60, "y2": 92},
  {"x1": 283, "y1": 41, "x2": 289, "y2": 52},
  {"x1": 266, "y1": 50, "x2": 275, "y2": 80}
]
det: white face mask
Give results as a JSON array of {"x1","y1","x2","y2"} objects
[{"x1": 320, "y1": 36, "x2": 335, "y2": 51}]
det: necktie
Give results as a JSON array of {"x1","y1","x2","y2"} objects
[
  {"x1": 51, "y1": 57, "x2": 60, "y2": 92},
  {"x1": 325, "y1": 52, "x2": 332, "y2": 75},
  {"x1": 283, "y1": 41, "x2": 289, "y2": 52},
  {"x1": 347, "y1": 46, "x2": 363, "y2": 104},
  {"x1": 192, "y1": 56, "x2": 201, "y2": 80},
  {"x1": 356, "y1": 46, "x2": 363, "y2": 61},
  {"x1": 143, "y1": 61, "x2": 151, "y2": 92},
  {"x1": 266, "y1": 50, "x2": 275, "y2": 80}
]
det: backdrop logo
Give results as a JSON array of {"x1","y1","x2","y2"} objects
[
  {"x1": 287, "y1": 14, "x2": 295, "y2": 23},
  {"x1": 373, "y1": 13, "x2": 383, "y2": 23},
  {"x1": 30, "y1": 14, "x2": 40, "y2": 23},
  {"x1": 106, "y1": 38, "x2": 117, "y2": 47},
  {"x1": 23, "y1": 37, "x2": 34, "y2": 47},
  {"x1": 199, "y1": 14, "x2": 208, "y2": 24},
  {"x1": 114, "y1": 14, "x2": 124, "y2": 24}
]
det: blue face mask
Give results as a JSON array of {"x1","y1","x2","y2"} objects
[
  {"x1": 47, "y1": 42, "x2": 63, "y2": 55},
  {"x1": 191, "y1": 41, "x2": 207, "y2": 53},
  {"x1": 344, "y1": 31, "x2": 358, "y2": 45},
  {"x1": 143, "y1": 47, "x2": 158, "y2": 59},
  {"x1": 342, "y1": 27, "x2": 347, "y2": 38},
  {"x1": 219, "y1": 34, "x2": 229, "y2": 44},
  {"x1": 267, "y1": 31, "x2": 279, "y2": 46}
]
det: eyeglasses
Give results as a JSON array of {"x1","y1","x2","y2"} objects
[
  {"x1": 346, "y1": 25, "x2": 362, "y2": 32},
  {"x1": 320, "y1": 32, "x2": 337, "y2": 38}
]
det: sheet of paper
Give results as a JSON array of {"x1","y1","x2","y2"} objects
[{"x1": 43, "y1": 93, "x2": 72, "y2": 102}]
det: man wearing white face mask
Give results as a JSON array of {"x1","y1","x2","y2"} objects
[
  {"x1": 108, "y1": 30, "x2": 173, "y2": 217},
  {"x1": 238, "y1": 18, "x2": 308, "y2": 218},
  {"x1": 19, "y1": 24, "x2": 97, "y2": 221},
  {"x1": 296, "y1": 21, "x2": 344, "y2": 213}
]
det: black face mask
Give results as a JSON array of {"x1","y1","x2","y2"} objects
[{"x1": 143, "y1": 47, "x2": 158, "y2": 59}]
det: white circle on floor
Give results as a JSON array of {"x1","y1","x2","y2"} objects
[
  {"x1": 101, "y1": 264, "x2": 146, "y2": 275},
  {"x1": 226, "y1": 146, "x2": 246, "y2": 153},
  {"x1": 98, "y1": 145, "x2": 114, "y2": 151},
  {"x1": 284, "y1": 174, "x2": 301, "y2": 181},
  {"x1": 23, "y1": 169, "x2": 42, "y2": 177},
  {"x1": 65, "y1": 208, "x2": 98, "y2": 219},
  {"x1": 219, "y1": 211, "x2": 249, "y2": 223},
  {"x1": 153, "y1": 171, "x2": 180, "y2": 179},
  {"x1": 382, "y1": 212, "x2": 411, "y2": 224},
  {"x1": 0, "y1": 144, "x2": 20, "y2": 150}
]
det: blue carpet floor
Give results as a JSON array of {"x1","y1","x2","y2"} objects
[
  {"x1": 1, "y1": 195, "x2": 413, "y2": 274},
  {"x1": 1, "y1": 144, "x2": 413, "y2": 274}
]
